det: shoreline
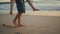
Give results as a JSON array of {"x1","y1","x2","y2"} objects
[{"x1": 0, "y1": 10, "x2": 60, "y2": 16}]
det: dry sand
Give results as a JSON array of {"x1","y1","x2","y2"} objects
[{"x1": 0, "y1": 0, "x2": 10, "y2": 2}]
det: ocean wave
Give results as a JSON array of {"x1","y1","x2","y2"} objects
[{"x1": 0, "y1": 1, "x2": 60, "y2": 11}]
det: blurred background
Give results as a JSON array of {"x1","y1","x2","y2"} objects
[{"x1": 0, "y1": 0, "x2": 60, "y2": 11}]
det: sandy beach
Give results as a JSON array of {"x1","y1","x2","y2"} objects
[
  {"x1": 0, "y1": 10, "x2": 60, "y2": 34},
  {"x1": 0, "y1": 0, "x2": 10, "y2": 2},
  {"x1": 0, "y1": 0, "x2": 60, "y2": 34}
]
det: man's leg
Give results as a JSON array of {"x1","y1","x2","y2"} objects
[
  {"x1": 17, "y1": 13, "x2": 22, "y2": 26},
  {"x1": 13, "y1": 13, "x2": 22, "y2": 25}
]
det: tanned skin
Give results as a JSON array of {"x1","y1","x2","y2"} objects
[{"x1": 10, "y1": 0, "x2": 39, "y2": 26}]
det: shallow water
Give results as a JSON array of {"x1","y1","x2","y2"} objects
[{"x1": 0, "y1": 1, "x2": 60, "y2": 11}]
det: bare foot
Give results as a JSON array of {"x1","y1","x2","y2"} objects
[
  {"x1": 33, "y1": 9, "x2": 39, "y2": 11},
  {"x1": 17, "y1": 24, "x2": 25, "y2": 27},
  {"x1": 13, "y1": 20, "x2": 16, "y2": 26}
]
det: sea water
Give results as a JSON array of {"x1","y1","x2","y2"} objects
[{"x1": 0, "y1": 1, "x2": 60, "y2": 11}]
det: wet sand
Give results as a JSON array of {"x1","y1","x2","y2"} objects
[{"x1": 0, "y1": 13, "x2": 60, "y2": 34}]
